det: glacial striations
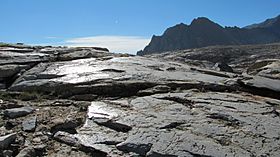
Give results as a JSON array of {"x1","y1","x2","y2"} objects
[
  {"x1": 0, "y1": 43, "x2": 280, "y2": 156},
  {"x1": 138, "y1": 15, "x2": 280, "y2": 55}
]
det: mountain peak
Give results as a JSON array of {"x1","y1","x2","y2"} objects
[{"x1": 190, "y1": 17, "x2": 214, "y2": 25}]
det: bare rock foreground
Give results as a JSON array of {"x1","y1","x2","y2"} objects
[{"x1": 0, "y1": 43, "x2": 280, "y2": 156}]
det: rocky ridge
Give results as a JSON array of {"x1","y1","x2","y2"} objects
[
  {"x1": 138, "y1": 15, "x2": 280, "y2": 55},
  {"x1": 0, "y1": 43, "x2": 280, "y2": 156}
]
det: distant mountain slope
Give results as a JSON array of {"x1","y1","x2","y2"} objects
[
  {"x1": 244, "y1": 15, "x2": 280, "y2": 29},
  {"x1": 138, "y1": 15, "x2": 280, "y2": 55}
]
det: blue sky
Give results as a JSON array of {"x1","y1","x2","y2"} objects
[{"x1": 0, "y1": 0, "x2": 279, "y2": 53}]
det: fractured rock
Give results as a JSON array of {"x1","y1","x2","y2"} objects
[
  {"x1": 50, "y1": 117, "x2": 83, "y2": 134},
  {"x1": 54, "y1": 131, "x2": 108, "y2": 156},
  {"x1": 116, "y1": 142, "x2": 153, "y2": 156},
  {"x1": 88, "y1": 101, "x2": 132, "y2": 132},
  {"x1": 54, "y1": 131, "x2": 80, "y2": 147},
  {"x1": 137, "y1": 85, "x2": 171, "y2": 96},
  {"x1": 84, "y1": 90, "x2": 280, "y2": 156},
  {"x1": 92, "y1": 118, "x2": 132, "y2": 132}
]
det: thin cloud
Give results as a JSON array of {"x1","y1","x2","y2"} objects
[
  {"x1": 45, "y1": 36, "x2": 59, "y2": 39},
  {"x1": 64, "y1": 36, "x2": 150, "y2": 54}
]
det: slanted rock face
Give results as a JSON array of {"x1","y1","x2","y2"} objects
[
  {"x1": 9, "y1": 56, "x2": 239, "y2": 97},
  {"x1": 9, "y1": 54, "x2": 280, "y2": 99}
]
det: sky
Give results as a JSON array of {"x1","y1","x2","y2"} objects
[{"x1": 0, "y1": 0, "x2": 280, "y2": 54}]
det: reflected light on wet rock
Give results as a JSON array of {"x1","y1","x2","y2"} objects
[
  {"x1": 88, "y1": 102, "x2": 119, "y2": 120},
  {"x1": 46, "y1": 58, "x2": 111, "y2": 84}
]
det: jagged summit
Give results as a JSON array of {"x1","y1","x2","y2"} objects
[
  {"x1": 190, "y1": 17, "x2": 216, "y2": 25},
  {"x1": 138, "y1": 15, "x2": 280, "y2": 55},
  {"x1": 189, "y1": 17, "x2": 224, "y2": 31}
]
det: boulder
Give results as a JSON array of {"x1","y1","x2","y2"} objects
[
  {"x1": 0, "y1": 133, "x2": 17, "y2": 149},
  {"x1": 16, "y1": 147, "x2": 36, "y2": 157},
  {"x1": 22, "y1": 117, "x2": 37, "y2": 132},
  {"x1": 2, "y1": 150, "x2": 13, "y2": 157},
  {"x1": 4, "y1": 107, "x2": 35, "y2": 118},
  {"x1": 213, "y1": 62, "x2": 233, "y2": 73},
  {"x1": 50, "y1": 116, "x2": 84, "y2": 134}
]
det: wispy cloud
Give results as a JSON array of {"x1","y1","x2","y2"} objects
[
  {"x1": 45, "y1": 36, "x2": 59, "y2": 39},
  {"x1": 64, "y1": 36, "x2": 151, "y2": 54}
]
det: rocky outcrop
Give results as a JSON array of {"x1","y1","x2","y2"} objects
[
  {"x1": 9, "y1": 56, "x2": 240, "y2": 97},
  {"x1": 1, "y1": 43, "x2": 280, "y2": 156},
  {"x1": 0, "y1": 44, "x2": 111, "y2": 90},
  {"x1": 138, "y1": 15, "x2": 280, "y2": 55},
  {"x1": 246, "y1": 59, "x2": 280, "y2": 79}
]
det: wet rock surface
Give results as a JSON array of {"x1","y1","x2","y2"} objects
[{"x1": 1, "y1": 43, "x2": 280, "y2": 156}]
